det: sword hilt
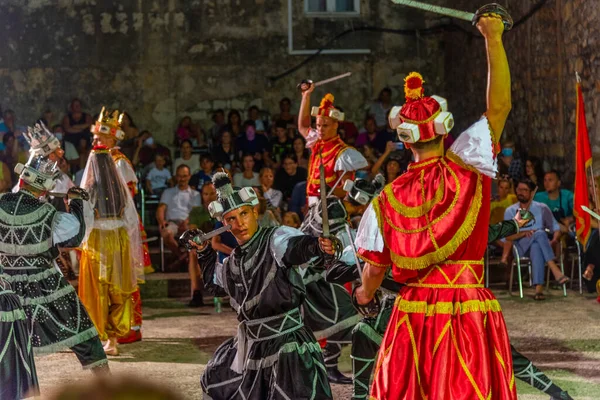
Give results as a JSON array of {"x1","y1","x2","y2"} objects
[
  {"x1": 297, "y1": 79, "x2": 314, "y2": 93},
  {"x1": 473, "y1": 3, "x2": 513, "y2": 31}
]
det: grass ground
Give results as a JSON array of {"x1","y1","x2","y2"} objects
[{"x1": 36, "y1": 286, "x2": 600, "y2": 399}]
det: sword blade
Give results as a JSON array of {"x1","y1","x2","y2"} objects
[
  {"x1": 194, "y1": 224, "x2": 232, "y2": 243},
  {"x1": 582, "y1": 206, "x2": 600, "y2": 221},
  {"x1": 345, "y1": 224, "x2": 363, "y2": 280},
  {"x1": 390, "y1": 0, "x2": 474, "y2": 22},
  {"x1": 314, "y1": 72, "x2": 352, "y2": 87},
  {"x1": 319, "y1": 151, "x2": 330, "y2": 238}
]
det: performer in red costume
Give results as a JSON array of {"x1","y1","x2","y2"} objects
[
  {"x1": 298, "y1": 87, "x2": 368, "y2": 205},
  {"x1": 90, "y1": 107, "x2": 152, "y2": 344},
  {"x1": 354, "y1": 14, "x2": 516, "y2": 400}
]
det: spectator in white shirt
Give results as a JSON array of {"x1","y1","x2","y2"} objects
[
  {"x1": 259, "y1": 167, "x2": 282, "y2": 209},
  {"x1": 145, "y1": 154, "x2": 171, "y2": 196},
  {"x1": 156, "y1": 164, "x2": 201, "y2": 262},
  {"x1": 233, "y1": 153, "x2": 260, "y2": 187}
]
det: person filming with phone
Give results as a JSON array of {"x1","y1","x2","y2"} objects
[{"x1": 503, "y1": 179, "x2": 570, "y2": 300}]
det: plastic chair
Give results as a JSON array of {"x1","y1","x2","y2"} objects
[
  {"x1": 509, "y1": 245, "x2": 531, "y2": 298},
  {"x1": 569, "y1": 240, "x2": 583, "y2": 295}
]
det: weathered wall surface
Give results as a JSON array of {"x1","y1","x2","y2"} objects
[
  {"x1": 443, "y1": 0, "x2": 600, "y2": 186},
  {"x1": 0, "y1": 0, "x2": 444, "y2": 144}
]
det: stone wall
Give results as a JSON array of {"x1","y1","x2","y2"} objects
[
  {"x1": 0, "y1": 0, "x2": 444, "y2": 145},
  {"x1": 442, "y1": 0, "x2": 600, "y2": 186}
]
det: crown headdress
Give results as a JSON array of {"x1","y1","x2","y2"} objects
[
  {"x1": 208, "y1": 172, "x2": 259, "y2": 221},
  {"x1": 23, "y1": 122, "x2": 61, "y2": 157},
  {"x1": 311, "y1": 93, "x2": 345, "y2": 121},
  {"x1": 388, "y1": 72, "x2": 454, "y2": 144},
  {"x1": 91, "y1": 106, "x2": 125, "y2": 140}
]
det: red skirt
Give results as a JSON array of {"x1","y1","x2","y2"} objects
[{"x1": 370, "y1": 286, "x2": 516, "y2": 400}]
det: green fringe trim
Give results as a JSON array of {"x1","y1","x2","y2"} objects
[
  {"x1": 1, "y1": 267, "x2": 58, "y2": 283},
  {"x1": 33, "y1": 326, "x2": 99, "y2": 354},
  {"x1": 0, "y1": 308, "x2": 26, "y2": 322},
  {"x1": 21, "y1": 284, "x2": 76, "y2": 306}
]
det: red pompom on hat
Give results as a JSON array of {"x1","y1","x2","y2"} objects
[{"x1": 388, "y1": 72, "x2": 455, "y2": 144}]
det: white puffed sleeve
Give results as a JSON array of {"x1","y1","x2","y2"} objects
[
  {"x1": 270, "y1": 226, "x2": 306, "y2": 268},
  {"x1": 334, "y1": 147, "x2": 369, "y2": 172},
  {"x1": 449, "y1": 116, "x2": 497, "y2": 177},
  {"x1": 355, "y1": 202, "x2": 385, "y2": 252},
  {"x1": 52, "y1": 212, "x2": 81, "y2": 244},
  {"x1": 305, "y1": 128, "x2": 319, "y2": 149}
]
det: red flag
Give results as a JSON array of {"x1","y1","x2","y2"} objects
[{"x1": 574, "y1": 78, "x2": 593, "y2": 247}]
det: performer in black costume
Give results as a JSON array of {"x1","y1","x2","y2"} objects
[
  {"x1": 186, "y1": 172, "x2": 335, "y2": 400},
  {"x1": 1, "y1": 123, "x2": 108, "y2": 373},
  {"x1": 326, "y1": 185, "x2": 573, "y2": 400}
]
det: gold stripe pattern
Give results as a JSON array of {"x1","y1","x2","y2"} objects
[
  {"x1": 396, "y1": 298, "x2": 501, "y2": 316},
  {"x1": 406, "y1": 283, "x2": 484, "y2": 289}
]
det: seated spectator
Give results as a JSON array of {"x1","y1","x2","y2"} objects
[
  {"x1": 535, "y1": 170, "x2": 574, "y2": 233},
  {"x1": 189, "y1": 154, "x2": 215, "y2": 191},
  {"x1": 503, "y1": 179, "x2": 570, "y2": 300},
  {"x1": 355, "y1": 116, "x2": 391, "y2": 154},
  {"x1": 211, "y1": 219, "x2": 236, "y2": 263},
  {"x1": 157, "y1": 165, "x2": 201, "y2": 269},
  {"x1": 0, "y1": 158, "x2": 11, "y2": 193},
  {"x1": 233, "y1": 153, "x2": 260, "y2": 187},
  {"x1": 254, "y1": 187, "x2": 280, "y2": 228},
  {"x1": 274, "y1": 153, "x2": 308, "y2": 202},
  {"x1": 213, "y1": 129, "x2": 237, "y2": 171},
  {"x1": 265, "y1": 120, "x2": 292, "y2": 169},
  {"x1": 525, "y1": 156, "x2": 545, "y2": 190},
  {"x1": 272, "y1": 97, "x2": 296, "y2": 127},
  {"x1": 121, "y1": 112, "x2": 139, "y2": 140},
  {"x1": 39, "y1": 108, "x2": 55, "y2": 128},
  {"x1": 247, "y1": 105, "x2": 266, "y2": 133},
  {"x1": 259, "y1": 167, "x2": 282, "y2": 209},
  {"x1": 146, "y1": 154, "x2": 171, "y2": 196},
  {"x1": 62, "y1": 98, "x2": 93, "y2": 147},
  {"x1": 498, "y1": 140, "x2": 523, "y2": 184},
  {"x1": 187, "y1": 181, "x2": 217, "y2": 307},
  {"x1": 236, "y1": 121, "x2": 269, "y2": 168},
  {"x1": 176, "y1": 116, "x2": 193, "y2": 144},
  {"x1": 292, "y1": 136, "x2": 309, "y2": 170},
  {"x1": 209, "y1": 109, "x2": 226, "y2": 145},
  {"x1": 490, "y1": 175, "x2": 517, "y2": 224},
  {"x1": 226, "y1": 109, "x2": 243, "y2": 138},
  {"x1": 368, "y1": 87, "x2": 393, "y2": 131},
  {"x1": 282, "y1": 211, "x2": 301, "y2": 228},
  {"x1": 370, "y1": 141, "x2": 403, "y2": 180},
  {"x1": 132, "y1": 130, "x2": 172, "y2": 173},
  {"x1": 173, "y1": 140, "x2": 200, "y2": 175},
  {"x1": 51, "y1": 125, "x2": 79, "y2": 172}
]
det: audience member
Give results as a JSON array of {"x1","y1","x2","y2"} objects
[
  {"x1": 337, "y1": 110, "x2": 359, "y2": 145},
  {"x1": 368, "y1": 87, "x2": 393, "y2": 130},
  {"x1": 370, "y1": 141, "x2": 400, "y2": 179},
  {"x1": 254, "y1": 187, "x2": 280, "y2": 227},
  {"x1": 132, "y1": 130, "x2": 172, "y2": 170},
  {"x1": 265, "y1": 120, "x2": 292, "y2": 169},
  {"x1": 211, "y1": 219, "x2": 236, "y2": 263},
  {"x1": 233, "y1": 153, "x2": 260, "y2": 187},
  {"x1": 503, "y1": 179, "x2": 570, "y2": 300},
  {"x1": 355, "y1": 116, "x2": 391, "y2": 154},
  {"x1": 62, "y1": 98, "x2": 93, "y2": 146},
  {"x1": 525, "y1": 156, "x2": 545, "y2": 189},
  {"x1": 176, "y1": 116, "x2": 194, "y2": 144},
  {"x1": 51, "y1": 124, "x2": 79, "y2": 172},
  {"x1": 282, "y1": 211, "x2": 301, "y2": 228},
  {"x1": 288, "y1": 181, "x2": 307, "y2": 219},
  {"x1": 157, "y1": 165, "x2": 201, "y2": 269},
  {"x1": 498, "y1": 140, "x2": 523, "y2": 184},
  {"x1": 490, "y1": 176, "x2": 517, "y2": 224},
  {"x1": 189, "y1": 154, "x2": 215, "y2": 190},
  {"x1": 259, "y1": 167, "x2": 282, "y2": 209},
  {"x1": 213, "y1": 129, "x2": 237, "y2": 170},
  {"x1": 209, "y1": 109, "x2": 226, "y2": 145},
  {"x1": 292, "y1": 136, "x2": 309, "y2": 170},
  {"x1": 146, "y1": 154, "x2": 171, "y2": 196},
  {"x1": 226, "y1": 109, "x2": 243, "y2": 138},
  {"x1": 120, "y1": 112, "x2": 139, "y2": 140},
  {"x1": 76, "y1": 137, "x2": 91, "y2": 172},
  {"x1": 173, "y1": 140, "x2": 200, "y2": 175},
  {"x1": 535, "y1": 170, "x2": 574, "y2": 233},
  {"x1": 236, "y1": 121, "x2": 268, "y2": 165},
  {"x1": 273, "y1": 153, "x2": 307, "y2": 201},
  {"x1": 247, "y1": 105, "x2": 266, "y2": 133},
  {"x1": 273, "y1": 97, "x2": 296, "y2": 127},
  {"x1": 0, "y1": 158, "x2": 11, "y2": 192}
]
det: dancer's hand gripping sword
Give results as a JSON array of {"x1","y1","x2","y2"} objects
[
  {"x1": 390, "y1": 0, "x2": 513, "y2": 31},
  {"x1": 318, "y1": 151, "x2": 343, "y2": 260},
  {"x1": 179, "y1": 224, "x2": 232, "y2": 252}
]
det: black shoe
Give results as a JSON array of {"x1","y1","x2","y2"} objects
[
  {"x1": 188, "y1": 291, "x2": 205, "y2": 308},
  {"x1": 550, "y1": 391, "x2": 573, "y2": 400},
  {"x1": 326, "y1": 367, "x2": 352, "y2": 385}
]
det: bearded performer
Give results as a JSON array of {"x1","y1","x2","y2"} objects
[
  {"x1": 0, "y1": 122, "x2": 107, "y2": 374},
  {"x1": 89, "y1": 107, "x2": 151, "y2": 345},
  {"x1": 353, "y1": 14, "x2": 517, "y2": 399},
  {"x1": 298, "y1": 87, "x2": 368, "y2": 205},
  {"x1": 79, "y1": 109, "x2": 144, "y2": 356},
  {"x1": 328, "y1": 205, "x2": 573, "y2": 400},
  {"x1": 186, "y1": 172, "x2": 335, "y2": 400}
]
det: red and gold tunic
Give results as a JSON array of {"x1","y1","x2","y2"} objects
[
  {"x1": 305, "y1": 129, "x2": 367, "y2": 204},
  {"x1": 111, "y1": 148, "x2": 149, "y2": 344},
  {"x1": 356, "y1": 117, "x2": 516, "y2": 400}
]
